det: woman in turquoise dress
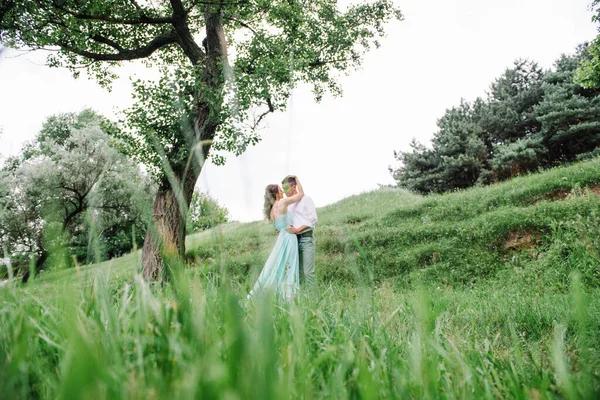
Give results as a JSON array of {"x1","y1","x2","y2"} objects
[{"x1": 248, "y1": 177, "x2": 305, "y2": 301}]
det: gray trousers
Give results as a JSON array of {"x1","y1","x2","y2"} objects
[{"x1": 298, "y1": 235, "x2": 317, "y2": 297}]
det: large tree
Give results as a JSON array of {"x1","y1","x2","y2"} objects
[
  {"x1": 1, "y1": 0, "x2": 401, "y2": 281},
  {"x1": 0, "y1": 111, "x2": 152, "y2": 281}
]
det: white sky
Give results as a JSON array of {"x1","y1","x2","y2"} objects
[{"x1": 0, "y1": 0, "x2": 598, "y2": 221}]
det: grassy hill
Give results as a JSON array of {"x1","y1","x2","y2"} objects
[
  {"x1": 184, "y1": 156, "x2": 600, "y2": 292},
  {"x1": 2, "y1": 158, "x2": 600, "y2": 398}
]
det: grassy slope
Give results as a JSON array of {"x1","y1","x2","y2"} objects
[
  {"x1": 33, "y1": 156, "x2": 600, "y2": 293},
  {"x1": 2, "y1": 158, "x2": 600, "y2": 399},
  {"x1": 182, "y1": 156, "x2": 600, "y2": 293}
]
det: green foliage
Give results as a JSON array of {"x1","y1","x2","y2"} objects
[
  {"x1": 391, "y1": 139, "x2": 443, "y2": 193},
  {"x1": 0, "y1": 0, "x2": 402, "y2": 181},
  {"x1": 393, "y1": 46, "x2": 600, "y2": 194},
  {"x1": 490, "y1": 134, "x2": 547, "y2": 179},
  {"x1": 575, "y1": 0, "x2": 600, "y2": 88},
  {"x1": 186, "y1": 191, "x2": 229, "y2": 234},
  {"x1": 432, "y1": 99, "x2": 488, "y2": 190},
  {"x1": 0, "y1": 110, "x2": 153, "y2": 275},
  {"x1": 536, "y1": 47, "x2": 600, "y2": 163},
  {"x1": 484, "y1": 59, "x2": 545, "y2": 142}
]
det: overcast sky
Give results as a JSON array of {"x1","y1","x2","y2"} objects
[{"x1": 0, "y1": 0, "x2": 598, "y2": 221}]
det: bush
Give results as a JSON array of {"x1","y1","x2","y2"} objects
[{"x1": 186, "y1": 192, "x2": 230, "y2": 234}]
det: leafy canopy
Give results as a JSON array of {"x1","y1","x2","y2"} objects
[
  {"x1": 0, "y1": 110, "x2": 153, "y2": 271},
  {"x1": 1, "y1": 0, "x2": 402, "y2": 181}
]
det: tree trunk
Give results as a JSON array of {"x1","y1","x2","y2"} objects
[
  {"x1": 141, "y1": 133, "x2": 212, "y2": 281},
  {"x1": 22, "y1": 250, "x2": 48, "y2": 283},
  {"x1": 141, "y1": 5, "x2": 227, "y2": 281},
  {"x1": 142, "y1": 184, "x2": 185, "y2": 281}
]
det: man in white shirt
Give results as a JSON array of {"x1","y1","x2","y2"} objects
[{"x1": 282, "y1": 175, "x2": 318, "y2": 296}]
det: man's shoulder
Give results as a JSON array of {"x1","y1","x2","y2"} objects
[
  {"x1": 301, "y1": 195, "x2": 314, "y2": 203},
  {"x1": 298, "y1": 196, "x2": 316, "y2": 213},
  {"x1": 303, "y1": 195, "x2": 315, "y2": 207}
]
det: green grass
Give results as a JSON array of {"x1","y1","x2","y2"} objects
[{"x1": 2, "y1": 158, "x2": 600, "y2": 398}]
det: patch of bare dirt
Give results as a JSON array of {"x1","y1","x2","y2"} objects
[
  {"x1": 546, "y1": 189, "x2": 570, "y2": 201},
  {"x1": 535, "y1": 185, "x2": 600, "y2": 204},
  {"x1": 503, "y1": 230, "x2": 541, "y2": 251},
  {"x1": 589, "y1": 185, "x2": 600, "y2": 196}
]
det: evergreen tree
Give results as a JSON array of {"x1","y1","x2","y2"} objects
[
  {"x1": 391, "y1": 99, "x2": 488, "y2": 193},
  {"x1": 391, "y1": 139, "x2": 442, "y2": 194},
  {"x1": 481, "y1": 59, "x2": 545, "y2": 146},
  {"x1": 536, "y1": 45, "x2": 600, "y2": 164},
  {"x1": 392, "y1": 46, "x2": 600, "y2": 194},
  {"x1": 431, "y1": 99, "x2": 488, "y2": 190},
  {"x1": 489, "y1": 135, "x2": 547, "y2": 180}
]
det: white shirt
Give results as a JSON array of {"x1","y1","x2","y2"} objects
[{"x1": 288, "y1": 196, "x2": 318, "y2": 231}]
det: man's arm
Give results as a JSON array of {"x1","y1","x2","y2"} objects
[
  {"x1": 291, "y1": 196, "x2": 318, "y2": 234},
  {"x1": 291, "y1": 225, "x2": 310, "y2": 234}
]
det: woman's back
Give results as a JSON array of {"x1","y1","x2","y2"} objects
[{"x1": 273, "y1": 213, "x2": 292, "y2": 232}]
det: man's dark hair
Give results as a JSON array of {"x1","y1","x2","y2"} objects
[{"x1": 282, "y1": 176, "x2": 297, "y2": 186}]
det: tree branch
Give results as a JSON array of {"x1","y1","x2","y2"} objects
[
  {"x1": 252, "y1": 97, "x2": 274, "y2": 130},
  {"x1": 60, "y1": 184, "x2": 83, "y2": 199},
  {"x1": 305, "y1": 56, "x2": 359, "y2": 68},
  {"x1": 128, "y1": 0, "x2": 144, "y2": 13},
  {"x1": 63, "y1": 202, "x2": 84, "y2": 230},
  {"x1": 59, "y1": 29, "x2": 179, "y2": 61},
  {"x1": 90, "y1": 34, "x2": 124, "y2": 52},
  {"x1": 223, "y1": 16, "x2": 259, "y2": 36},
  {"x1": 169, "y1": 0, "x2": 205, "y2": 64},
  {"x1": 187, "y1": 0, "x2": 248, "y2": 5}
]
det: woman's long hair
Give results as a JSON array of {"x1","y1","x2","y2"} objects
[{"x1": 263, "y1": 184, "x2": 279, "y2": 221}]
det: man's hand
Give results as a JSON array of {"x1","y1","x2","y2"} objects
[{"x1": 291, "y1": 225, "x2": 309, "y2": 234}]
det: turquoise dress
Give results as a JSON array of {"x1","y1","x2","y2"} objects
[{"x1": 248, "y1": 213, "x2": 300, "y2": 301}]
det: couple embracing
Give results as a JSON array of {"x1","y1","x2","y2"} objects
[{"x1": 248, "y1": 175, "x2": 318, "y2": 301}]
